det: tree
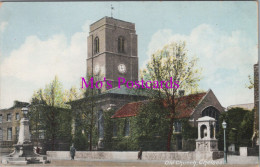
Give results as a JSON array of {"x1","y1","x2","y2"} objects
[
  {"x1": 217, "y1": 107, "x2": 254, "y2": 151},
  {"x1": 246, "y1": 75, "x2": 254, "y2": 89},
  {"x1": 30, "y1": 76, "x2": 80, "y2": 151},
  {"x1": 141, "y1": 41, "x2": 201, "y2": 151},
  {"x1": 72, "y1": 74, "x2": 103, "y2": 151}
]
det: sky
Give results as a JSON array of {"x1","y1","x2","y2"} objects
[{"x1": 0, "y1": 1, "x2": 258, "y2": 109}]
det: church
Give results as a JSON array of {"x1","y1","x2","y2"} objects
[{"x1": 69, "y1": 16, "x2": 224, "y2": 151}]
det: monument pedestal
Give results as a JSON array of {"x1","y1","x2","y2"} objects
[
  {"x1": 1, "y1": 108, "x2": 49, "y2": 164},
  {"x1": 195, "y1": 116, "x2": 223, "y2": 160},
  {"x1": 195, "y1": 139, "x2": 223, "y2": 160}
]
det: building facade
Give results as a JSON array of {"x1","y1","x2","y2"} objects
[{"x1": 0, "y1": 101, "x2": 28, "y2": 153}]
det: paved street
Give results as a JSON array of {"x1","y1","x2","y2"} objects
[{"x1": 0, "y1": 155, "x2": 259, "y2": 167}]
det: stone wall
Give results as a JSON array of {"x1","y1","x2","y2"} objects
[{"x1": 47, "y1": 151, "x2": 195, "y2": 161}]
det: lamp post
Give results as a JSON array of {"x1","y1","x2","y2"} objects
[{"x1": 222, "y1": 120, "x2": 227, "y2": 164}]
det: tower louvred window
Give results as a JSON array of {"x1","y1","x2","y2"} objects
[
  {"x1": 118, "y1": 36, "x2": 125, "y2": 53},
  {"x1": 94, "y1": 37, "x2": 99, "y2": 54}
]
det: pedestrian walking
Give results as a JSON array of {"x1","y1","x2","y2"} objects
[
  {"x1": 138, "y1": 148, "x2": 143, "y2": 160},
  {"x1": 70, "y1": 143, "x2": 76, "y2": 160}
]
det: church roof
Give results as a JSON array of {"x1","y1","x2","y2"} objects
[
  {"x1": 111, "y1": 92, "x2": 207, "y2": 119},
  {"x1": 102, "y1": 85, "x2": 150, "y2": 96}
]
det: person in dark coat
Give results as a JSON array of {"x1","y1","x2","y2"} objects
[
  {"x1": 70, "y1": 143, "x2": 76, "y2": 160},
  {"x1": 36, "y1": 147, "x2": 40, "y2": 154},
  {"x1": 138, "y1": 148, "x2": 143, "y2": 160}
]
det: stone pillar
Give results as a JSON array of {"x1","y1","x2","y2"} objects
[
  {"x1": 198, "y1": 125, "x2": 201, "y2": 139},
  {"x1": 17, "y1": 117, "x2": 30, "y2": 145},
  {"x1": 206, "y1": 122, "x2": 210, "y2": 140},
  {"x1": 213, "y1": 122, "x2": 216, "y2": 139}
]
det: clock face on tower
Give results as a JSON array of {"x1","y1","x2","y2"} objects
[{"x1": 118, "y1": 64, "x2": 126, "y2": 74}]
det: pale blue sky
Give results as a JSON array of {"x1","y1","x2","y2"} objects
[{"x1": 0, "y1": 1, "x2": 258, "y2": 109}]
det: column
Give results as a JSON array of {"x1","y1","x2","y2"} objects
[
  {"x1": 198, "y1": 124, "x2": 201, "y2": 139},
  {"x1": 207, "y1": 122, "x2": 210, "y2": 140}
]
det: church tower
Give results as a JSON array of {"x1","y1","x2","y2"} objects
[{"x1": 87, "y1": 17, "x2": 138, "y2": 89}]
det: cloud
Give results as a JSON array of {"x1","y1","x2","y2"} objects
[
  {"x1": 0, "y1": 21, "x2": 92, "y2": 108},
  {"x1": 0, "y1": 21, "x2": 8, "y2": 33},
  {"x1": 145, "y1": 24, "x2": 257, "y2": 107}
]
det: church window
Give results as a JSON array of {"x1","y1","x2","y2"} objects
[
  {"x1": 118, "y1": 36, "x2": 125, "y2": 53},
  {"x1": 94, "y1": 37, "x2": 99, "y2": 54},
  {"x1": 202, "y1": 106, "x2": 220, "y2": 131},
  {"x1": 124, "y1": 118, "x2": 130, "y2": 136}
]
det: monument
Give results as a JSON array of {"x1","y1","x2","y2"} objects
[
  {"x1": 195, "y1": 116, "x2": 223, "y2": 160},
  {"x1": 1, "y1": 107, "x2": 49, "y2": 164}
]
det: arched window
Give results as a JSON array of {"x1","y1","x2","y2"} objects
[
  {"x1": 118, "y1": 36, "x2": 125, "y2": 53},
  {"x1": 94, "y1": 37, "x2": 99, "y2": 54},
  {"x1": 202, "y1": 106, "x2": 220, "y2": 131},
  {"x1": 200, "y1": 125, "x2": 207, "y2": 139}
]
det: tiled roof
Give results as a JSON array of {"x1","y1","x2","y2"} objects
[
  {"x1": 111, "y1": 92, "x2": 207, "y2": 119},
  {"x1": 111, "y1": 101, "x2": 145, "y2": 118}
]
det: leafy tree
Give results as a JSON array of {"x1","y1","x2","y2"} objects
[
  {"x1": 72, "y1": 74, "x2": 103, "y2": 151},
  {"x1": 217, "y1": 107, "x2": 254, "y2": 151},
  {"x1": 181, "y1": 119, "x2": 197, "y2": 139},
  {"x1": 30, "y1": 76, "x2": 79, "y2": 151},
  {"x1": 132, "y1": 101, "x2": 170, "y2": 151},
  {"x1": 239, "y1": 110, "x2": 254, "y2": 146},
  {"x1": 141, "y1": 41, "x2": 201, "y2": 151},
  {"x1": 246, "y1": 75, "x2": 254, "y2": 89}
]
